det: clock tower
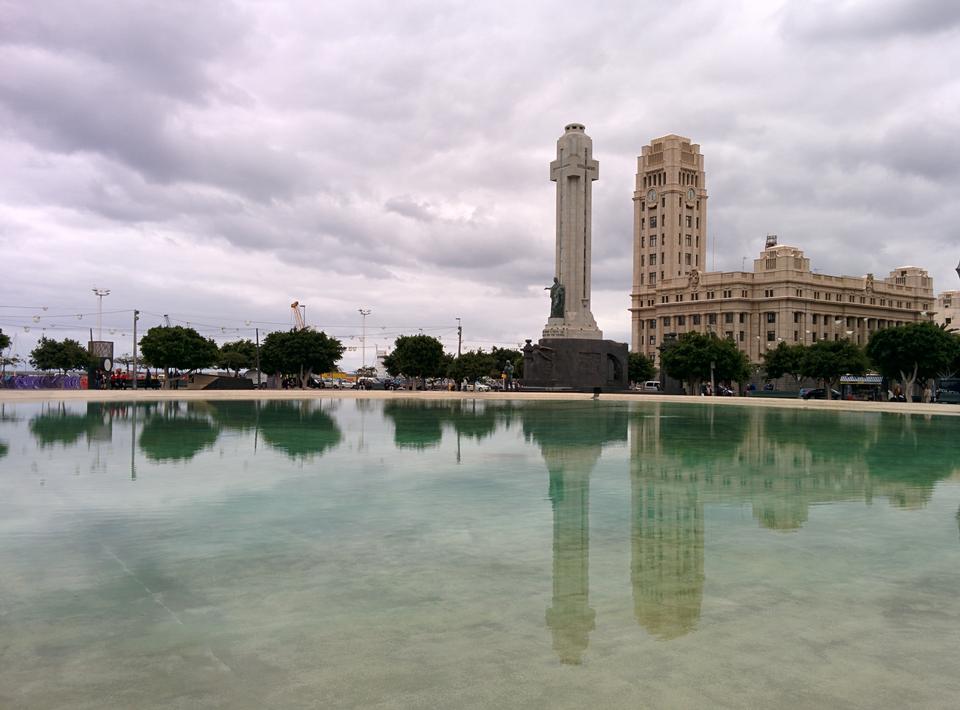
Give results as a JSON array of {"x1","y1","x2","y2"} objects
[{"x1": 630, "y1": 135, "x2": 707, "y2": 356}]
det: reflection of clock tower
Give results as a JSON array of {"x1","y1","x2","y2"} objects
[{"x1": 630, "y1": 135, "x2": 707, "y2": 359}]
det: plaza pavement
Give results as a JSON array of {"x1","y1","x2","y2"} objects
[{"x1": 1, "y1": 388, "x2": 958, "y2": 417}]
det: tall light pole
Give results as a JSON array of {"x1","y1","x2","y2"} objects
[
  {"x1": 92, "y1": 287, "x2": 110, "y2": 340},
  {"x1": 456, "y1": 317, "x2": 462, "y2": 356},
  {"x1": 358, "y1": 308, "x2": 371, "y2": 369},
  {"x1": 132, "y1": 310, "x2": 139, "y2": 390}
]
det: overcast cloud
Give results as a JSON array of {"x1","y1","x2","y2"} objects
[{"x1": 2, "y1": 0, "x2": 959, "y2": 368}]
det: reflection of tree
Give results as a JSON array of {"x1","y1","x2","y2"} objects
[
  {"x1": 863, "y1": 414, "x2": 959, "y2": 507},
  {"x1": 382, "y1": 400, "x2": 447, "y2": 449},
  {"x1": 655, "y1": 404, "x2": 750, "y2": 465},
  {"x1": 139, "y1": 402, "x2": 219, "y2": 462},
  {"x1": 206, "y1": 400, "x2": 260, "y2": 432},
  {"x1": 522, "y1": 401, "x2": 627, "y2": 665},
  {"x1": 29, "y1": 402, "x2": 109, "y2": 447},
  {"x1": 448, "y1": 401, "x2": 501, "y2": 441},
  {"x1": 0, "y1": 440, "x2": 7, "y2": 459},
  {"x1": 258, "y1": 400, "x2": 341, "y2": 459}
]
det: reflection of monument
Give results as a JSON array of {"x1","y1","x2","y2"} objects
[
  {"x1": 523, "y1": 125, "x2": 628, "y2": 391},
  {"x1": 545, "y1": 448, "x2": 596, "y2": 665},
  {"x1": 524, "y1": 402, "x2": 627, "y2": 663}
]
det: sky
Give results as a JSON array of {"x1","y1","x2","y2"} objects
[{"x1": 2, "y1": 0, "x2": 959, "y2": 370}]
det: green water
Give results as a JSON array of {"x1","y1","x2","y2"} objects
[{"x1": 1, "y1": 399, "x2": 958, "y2": 709}]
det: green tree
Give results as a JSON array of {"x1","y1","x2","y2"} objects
[
  {"x1": 447, "y1": 349, "x2": 497, "y2": 384},
  {"x1": 259, "y1": 329, "x2": 344, "y2": 388},
  {"x1": 218, "y1": 339, "x2": 257, "y2": 377},
  {"x1": 29, "y1": 337, "x2": 91, "y2": 373},
  {"x1": 384, "y1": 334, "x2": 445, "y2": 388},
  {"x1": 762, "y1": 342, "x2": 807, "y2": 386},
  {"x1": 660, "y1": 332, "x2": 750, "y2": 393},
  {"x1": 866, "y1": 322, "x2": 960, "y2": 399},
  {"x1": 1, "y1": 328, "x2": 14, "y2": 377},
  {"x1": 628, "y1": 352, "x2": 656, "y2": 384},
  {"x1": 139, "y1": 326, "x2": 220, "y2": 383},
  {"x1": 355, "y1": 366, "x2": 377, "y2": 378},
  {"x1": 801, "y1": 339, "x2": 867, "y2": 399}
]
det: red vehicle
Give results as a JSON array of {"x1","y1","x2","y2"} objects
[{"x1": 110, "y1": 369, "x2": 162, "y2": 390}]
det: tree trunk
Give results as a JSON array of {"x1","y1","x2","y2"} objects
[
  {"x1": 300, "y1": 367, "x2": 312, "y2": 390},
  {"x1": 899, "y1": 365, "x2": 918, "y2": 403}
]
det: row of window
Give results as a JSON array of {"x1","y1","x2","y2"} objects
[
  {"x1": 639, "y1": 216, "x2": 701, "y2": 230},
  {"x1": 644, "y1": 286, "x2": 928, "y2": 310},
  {"x1": 642, "y1": 312, "x2": 749, "y2": 328},
  {"x1": 639, "y1": 311, "x2": 911, "y2": 328},
  {"x1": 640, "y1": 252, "x2": 698, "y2": 268}
]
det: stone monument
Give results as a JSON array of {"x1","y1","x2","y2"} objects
[{"x1": 523, "y1": 124, "x2": 629, "y2": 391}]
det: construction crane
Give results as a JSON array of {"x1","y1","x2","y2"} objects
[{"x1": 291, "y1": 301, "x2": 307, "y2": 331}]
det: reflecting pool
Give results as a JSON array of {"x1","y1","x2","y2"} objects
[{"x1": 1, "y1": 399, "x2": 958, "y2": 709}]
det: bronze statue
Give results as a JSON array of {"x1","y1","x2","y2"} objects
[{"x1": 546, "y1": 278, "x2": 565, "y2": 318}]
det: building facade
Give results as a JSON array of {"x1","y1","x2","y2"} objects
[
  {"x1": 934, "y1": 290, "x2": 959, "y2": 330},
  {"x1": 630, "y1": 135, "x2": 935, "y2": 364}
]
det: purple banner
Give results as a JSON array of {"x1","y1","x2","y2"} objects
[{"x1": 0, "y1": 374, "x2": 84, "y2": 390}]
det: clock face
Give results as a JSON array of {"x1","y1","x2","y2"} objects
[
  {"x1": 647, "y1": 189, "x2": 657, "y2": 203},
  {"x1": 102, "y1": 357, "x2": 113, "y2": 371},
  {"x1": 687, "y1": 188, "x2": 696, "y2": 201}
]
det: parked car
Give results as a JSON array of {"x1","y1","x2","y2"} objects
[
  {"x1": 800, "y1": 388, "x2": 842, "y2": 400},
  {"x1": 640, "y1": 380, "x2": 662, "y2": 392},
  {"x1": 474, "y1": 382, "x2": 491, "y2": 392}
]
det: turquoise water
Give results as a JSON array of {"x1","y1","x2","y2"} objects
[{"x1": 1, "y1": 399, "x2": 958, "y2": 709}]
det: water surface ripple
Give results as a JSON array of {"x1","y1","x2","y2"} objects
[{"x1": 1, "y1": 399, "x2": 958, "y2": 709}]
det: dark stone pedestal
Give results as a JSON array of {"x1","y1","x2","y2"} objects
[{"x1": 522, "y1": 338, "x2": 629, "y2": 391}]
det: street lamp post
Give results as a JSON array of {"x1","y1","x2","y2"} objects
[
  {"x1": 358, "y1": 308, "x2": 371, "y2": 370},
  {"x1": 456, "y1": 317, "x2": 462, "y2": 356},
  {"x1": 92, "y1": 287, "x2": 110, "y2": 341},
  {"x1": 132, "y1": 310, "x2": 139, "y2": 390}
]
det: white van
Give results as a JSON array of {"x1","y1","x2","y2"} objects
[{"x1": 641, "y1": 380, "x2": 662, "y2": 392}]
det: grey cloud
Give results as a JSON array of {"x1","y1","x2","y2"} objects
[
  {"x1": 781, "y1": 0, "x2": 960, "y2": 42},
  {"x1": 3, "y1": 0, "x2": 960, "y2": 365},
  {"x1": 385, "y1": 196, "x2": 436, "y2": 222},
  {"x1": 1, "y1": 0, "x2": 246, "y2": 101}
]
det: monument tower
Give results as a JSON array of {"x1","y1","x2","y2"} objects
[
  {"x1": 545, "y1": 124, "x2": 602, "y2": 339},
  {"x1": 523, "y1": 124, "x2": 628, "y2": 391}
]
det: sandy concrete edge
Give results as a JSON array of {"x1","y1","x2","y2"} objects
[{"x1": 1, "y1": 388, "x2": 958, "y2": 417}]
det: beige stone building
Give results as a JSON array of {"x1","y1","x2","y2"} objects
[
  {"x1": 934, "y1": 290, "x2": 960, "y2": 330},
  {"x1": 630, "y1": 135, "x2": 935, "y2": 364}
]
